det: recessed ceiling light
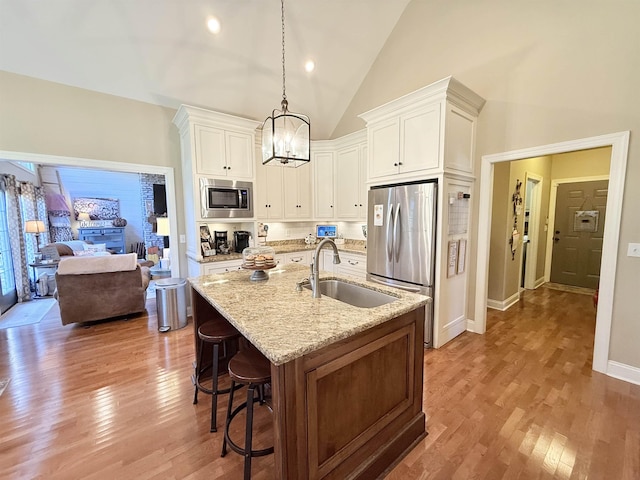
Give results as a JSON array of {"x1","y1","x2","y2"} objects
[
  {"x1": 305, "y1": 60, "x2": 315, "y2": 73},
  {"x1": 207, "y1": 17, "x2": 221, "y2": 34}
]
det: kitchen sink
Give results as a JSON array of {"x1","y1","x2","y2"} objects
[{"x1": 304, "y1": 279, "x2": 397, "y2": 308}]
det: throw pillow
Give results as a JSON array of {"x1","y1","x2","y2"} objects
[
  {"x1": 73, "y1": 250, "x2": 95, "y2": 257},
  {"x1": 83, "y1": 243, "x2": 107, "y2": 252}
]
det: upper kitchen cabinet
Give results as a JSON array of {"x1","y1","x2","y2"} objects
[
  {"x1": 311, "y1": 144, "x2": 335, "y2": 220},
  {"x1": 283, "y1": 163, "x2": 312, "y2": 219},
  {"x1": 334, "y1": 130, "x2": 367, "y2": 220},
  {"x1": 255, "y1": 156, "x2": 285, "y2": 219},
  {"x1": 359, "y1": 77, "x2": 485, "y2": 184},
  {"x1": 174, "y1": 105, "x2": 261, "y2": 181}
]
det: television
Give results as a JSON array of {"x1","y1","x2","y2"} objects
[{"x1": 153, "y1": 184, "x2": 167, "y2": 216}]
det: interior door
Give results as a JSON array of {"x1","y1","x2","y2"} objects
[
  {"x1": 550, "y1": 180, "x2": 608, "y2": 289},
  {"x1": 0, "y1": 188, "x2": 17, "y2": 313}
]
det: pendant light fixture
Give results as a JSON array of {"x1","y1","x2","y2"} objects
[{"x1": 261, "y1": 0, "x2": 310, "y2": 167}]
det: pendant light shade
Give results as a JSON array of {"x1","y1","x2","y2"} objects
[{"x1": 262, "y1": 0, "x2": 311, "y2": 167}]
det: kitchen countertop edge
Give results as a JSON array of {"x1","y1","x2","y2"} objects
[{"x1": 188, "y1": 264, "x2": 428, "y2": 366}]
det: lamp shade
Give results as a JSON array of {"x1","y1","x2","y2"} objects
[
  {"x1": 156, "y1": 217, "x2": 170, "y2": 236},
  {"x1": 25, "y1": 220, "x2": 46, "y2": 234},
  {"x1": 77, "y1": 212, "x2": 91, "y2": 221}
]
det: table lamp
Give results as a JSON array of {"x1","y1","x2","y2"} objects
[
  {"x1": 156, "y1": 216, "x2": 170, "y2": 261},
  {"x1": 25, "y1": 220, "x2": 46, "y2": 251}
]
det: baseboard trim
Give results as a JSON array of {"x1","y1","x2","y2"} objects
[
  {"x1": 607, "y1": 360, "x2": 640, "y2": 386},
  {"x1": 487, "y1": 292, "x2": 520, "y2": 311}
]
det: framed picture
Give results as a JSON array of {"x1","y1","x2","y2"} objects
[
  {"x1": 201, "y1": 241, "x2": 215, "y2": 256},
  {"x1": 73, "y1": 197, "x2": 120, "y2": 220}
]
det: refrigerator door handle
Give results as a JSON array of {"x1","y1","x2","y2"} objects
[
  {"x1": 386, "y1": 203, "x2": 394, "y2": 262},
  {"x1": 394, "y1": 203, "x2": 401, "y2": 262}
]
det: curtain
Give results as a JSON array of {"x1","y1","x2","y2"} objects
[
  {"x1": 1, "y1": 175, "x2": 30, "y2": 302},
  {"x1": 46, "y1": 193, "x2": 73, "y2": 242},
  {"x1": 19, "y1": 181, "x2": 50, "y2": 260}
]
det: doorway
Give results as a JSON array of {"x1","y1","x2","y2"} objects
[
  {"x1": 0, "y1": 150, "x2": 180, "y2": 278},
  {"x1": 549, "y1": 180, "x2": 608, "y2": 289},
  {"x1": 520, "y1": 174, "x2": 542, "y2": 290},
  {"x1": 475, "y1": 131, "x2": 630, "y2": 375}
]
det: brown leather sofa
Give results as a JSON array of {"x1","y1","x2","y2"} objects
[{"x1": 55, "y1": 253, "x2": 150, "y2": 325}]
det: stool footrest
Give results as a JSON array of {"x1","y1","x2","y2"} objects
[{"x1": 222, "y1": 397, "x2": 274, "y2": 458}]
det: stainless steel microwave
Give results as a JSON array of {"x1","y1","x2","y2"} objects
[{"x1": 200, "y1": 178, "x2": 253, "y2": 219}]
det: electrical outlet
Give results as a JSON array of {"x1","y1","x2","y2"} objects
[
  {"x1": 179, "y1": 234, "x2": 186, "y2": 243},
  {"x1": 627, "y1": 243, "x2": 640, "y2": 257}
]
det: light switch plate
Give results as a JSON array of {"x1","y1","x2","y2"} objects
[
  {"x1": 179, "y1": 234, "x2": 186, "y2": 243},
  {"x1": 627, "y1": 243, "x2": 640, "y2": 257}
]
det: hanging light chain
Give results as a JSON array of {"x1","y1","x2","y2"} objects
[{"x1": 281, "y1": 0, "x2": 287, "y2": 109}]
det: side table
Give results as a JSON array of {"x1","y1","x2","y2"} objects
[{"x1": 29, "y1": 262, "x2": 59, "y2": 297}]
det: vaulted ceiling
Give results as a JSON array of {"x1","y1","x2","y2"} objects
[{"x1": 0, "y1": 0, "x2": 411, "y2": 139}]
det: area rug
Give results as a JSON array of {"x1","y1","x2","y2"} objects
[{"x1": 0, "y1": 298, "x2": 56, "y2": 330}]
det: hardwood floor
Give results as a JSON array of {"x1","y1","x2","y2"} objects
[{"x1": 0, "y1": 287, "x2": 638, "y2": 479}]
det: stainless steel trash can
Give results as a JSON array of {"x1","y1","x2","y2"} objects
[{"x1": 155, "y1": 278, "x2": 187, "y2": 332}]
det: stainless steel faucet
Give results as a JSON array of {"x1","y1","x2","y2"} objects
[{"x1": 309, "y1": 238, "x2": 341, "y2": 298}]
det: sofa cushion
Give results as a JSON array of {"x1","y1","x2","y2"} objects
[{"x1": 58, "y1": 253, "x2": 138, "y2": 275}]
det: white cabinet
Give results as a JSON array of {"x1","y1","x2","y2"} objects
[
  {"x1": 194, "y1": 123, "x2": 254, "y2": 179},
  {"x1": 366, "y1": 105, "x2": 440, "y2": 181},
  {"x1": 312, "y1": 149, "x2": 335, "y2": 219},
  {"x1": 360, "y1": 77, "x2": 484, "y2": 184},
  {"x1": 335, "y1": 252, "x2": 367, "y2": 279},
  {"x1": 255, "y1": 159, "x2": 284, "y2": 219},
  {"x1": 173, "y1": 105, "x2": 260, "y2": 261},
  {"x1": 283, "y1": 250, "x2": 312, "y2": 266},
  {"x1": 321, "y1": 250, "x2": 337, "y2": 274},
  {"x1": 283, "y1": 163, "x2": 312, "y2": 219},
  {"x1": 202, "y1": 259, "x2": 244, "y2": 275},
  {"x1": 335, "y1": 142, "x2": 367, "y2": 220}
]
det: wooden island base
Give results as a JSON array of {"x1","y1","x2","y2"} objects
[{"x1": 193, "y1": 292, "x2": 426, "y2": 479}]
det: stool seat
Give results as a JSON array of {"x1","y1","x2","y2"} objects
[
  {"x1": 193, "y1": 320, "x2": 241, "y2": 432},
  {"x1": 228, "y1": 347, "x2": 271, "y2": 384},
  {"x1": 198, "y1": 319, "x2": 240, "y2": 342}
]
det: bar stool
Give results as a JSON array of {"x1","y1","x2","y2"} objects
[
  {"x1": 221, "y1": 347, "x2": 274, "y2": 480},
  {"x1": 193, "y1": 320, "x2": 241, "y2": 432}
]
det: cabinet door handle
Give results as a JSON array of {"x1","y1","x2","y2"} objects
[
  {"x1": 348, "y1": 260, "x2": 359, "y2": 265},
  {"x1": 398, "y1": 162, "x2": 403, "y2": 166},
  {"x1": 393, "y1": 162, "x2": 398, "y2": 167},
  {"x1": 227, "y1": 166, "x2": 231, "y2": 170}
]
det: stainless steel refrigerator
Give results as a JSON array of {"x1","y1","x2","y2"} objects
[{"x1": 367, "y1": 180, "x2": 437, "y2": 347}]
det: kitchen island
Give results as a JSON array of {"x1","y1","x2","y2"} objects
[{"x1": 189, "y1": 263, "x2": 429, "y2": 479}]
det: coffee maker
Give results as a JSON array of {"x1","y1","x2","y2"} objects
[
  {"x1": 214, "y1": 231, "x2": 229, "y2": 254},
  {"x1": 234, "y1": 231, "x2": 251, "y2": 253}
]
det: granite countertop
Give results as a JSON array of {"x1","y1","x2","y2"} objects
[
  {"x1": 188, "y1": 263, "x2": 429, "y2": 366},
  {"x1": 197, "y1": 240, "x2": 366, "y2": 264}
]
